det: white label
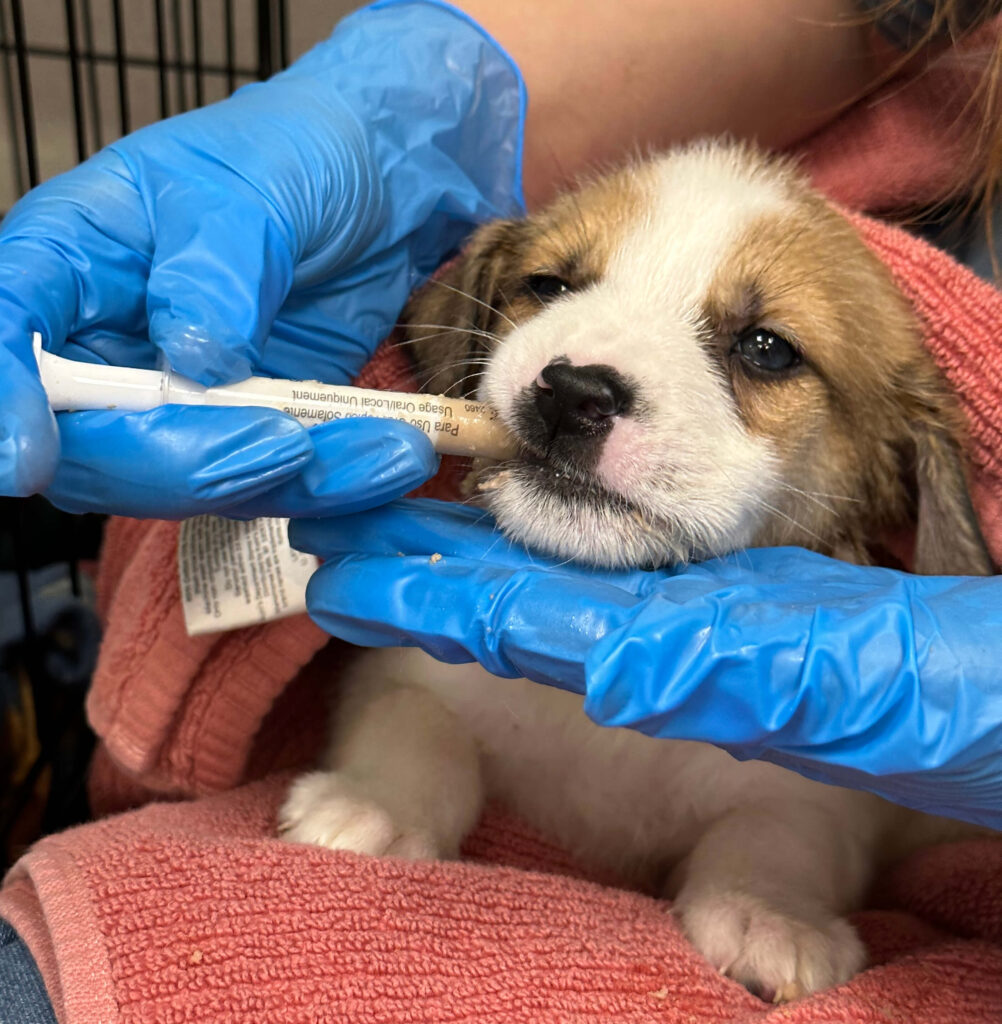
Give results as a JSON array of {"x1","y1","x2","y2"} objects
[{"x1": 178, "y1": 516, "x2": 317, "y2": 636}]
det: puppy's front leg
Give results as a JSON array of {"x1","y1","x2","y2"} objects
[
  {"x1": 280, "y1": 650, "x2": 483, "y2": 860},
  {"x1": 670, "y1": 796, "x2": 880, "y2": 1002}
]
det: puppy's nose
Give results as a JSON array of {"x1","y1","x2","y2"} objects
[{"x1": 534, "y1": 360, "x2": 633, "y2": 438}]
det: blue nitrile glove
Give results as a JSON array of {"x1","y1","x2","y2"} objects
[
  {"x1": 290, "y1": 499, "x2": 1002, "y2": 830},
  {"x1": 0, "y1": 0, "x2": 524, "y2": 518}
]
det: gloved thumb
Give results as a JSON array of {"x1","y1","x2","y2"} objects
[
  {"x1": 0, "y1": 328, "x2": 60, "y2": 495},
  {"x1": 145, "y1": 177, "x2": 295, "y2": 385}
]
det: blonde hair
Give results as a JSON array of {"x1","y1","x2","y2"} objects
[{"x1": 866, "y1": 1, "x2": 1002, "y2": 270}]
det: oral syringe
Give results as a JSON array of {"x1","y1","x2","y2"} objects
[{"x1": 32, "y1": 333, "x2": 517, "y2": 460}]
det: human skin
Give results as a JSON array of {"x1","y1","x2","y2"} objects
[{"x1": 455, "y1": 0, "x2": 907, "y2": 206}]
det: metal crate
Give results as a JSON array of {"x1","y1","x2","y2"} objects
[{"x1": 2, "y1": 0, "x2": 289, "y2": 205}]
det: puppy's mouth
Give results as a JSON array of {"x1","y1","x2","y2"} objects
[
  {"x1": 476, "y1": 449, "x2": 613, "y2": 505},
  {"x1": 518, "y1": 452, "x2": 598, "y2": 498},
  {"x1": 467, "y1": 446, "x2": 678, "y2": 569}
]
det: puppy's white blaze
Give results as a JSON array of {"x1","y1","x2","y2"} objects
[
  {"x1": 606, "y1": 143, "x2": 794, "y2": 306},
  {"x1": 480, "y1": 144, "x2": 791, "y2": 566}
]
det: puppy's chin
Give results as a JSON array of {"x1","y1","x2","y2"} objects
[{"x1": 473, "y1": 460, "x2": 755, "y2": 570}]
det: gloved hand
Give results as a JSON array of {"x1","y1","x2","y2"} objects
[
  {"x1": 0, "y1": 0, "x2": 524, "y2": 517},
  {"x1": 290, "y1": 499, "x2": 1002, "y2": 830}
]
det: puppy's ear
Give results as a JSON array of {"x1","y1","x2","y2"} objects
[
  {"x1": 910, "y1": 423, "x2": 994, "y2": 575},
  {"x1": 401, "y1": 219, "x2": 524, "y2": 396},
  {"x1": 900, "y1": 371, "x2": 995, "y2": 576}
]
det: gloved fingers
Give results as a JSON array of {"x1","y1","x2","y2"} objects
[
  {"x1": 579, "y1": 559, "x2": 1002, "y2": 829},
  {"x1": 144, "y1": 178, "x2": 297, "y2": 385},
  {"x1": 256, "y1": 257, "x2": 411, "y2": 383},
  {"x1": 58, "y1": 335, "x2": 161, "y2": 372},
  {"x1": 44, "y1": 405, "x2": 313, "y2": 518},
  {"x1": 303, "y1": 550, "x2": 639, "y2": 690},
  {"x1": 138, "y1": 78, "x2": 395, "y2": 386},
  {"x1": 0, "y1": 168, "x2": 155, "y2": 496},
  {"x1": 290, "y1": 499, "x2": 500, "y2": 559},
  {"x1": 0, "y1": 157, "x2": 154, "y2": 351},
  {"x1": 0, "y1": 335, "x2": 59, "y2": 495},
  {"x1": 224, "y1": 418, "x2": 438, "y2": 519},
  {"x1": 289, "y1": 498, "x2": 663, "y2": 593},
  {"x1": 581, "y1": 556, "x2": 995, "y2": 770},
  {"x1": 0, "y1": 230, "x2": 112, "y2": 498},
  {"x1": 581, "y1": 567, "x2": 921, "y2": 749}
]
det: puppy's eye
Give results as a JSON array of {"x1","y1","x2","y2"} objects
[
  {"x1": 732, "y1": 327, "x2": 800, "y2": 374},
  {"x1": 524, "y1": 273, "x2": 572, "y2": 301}
]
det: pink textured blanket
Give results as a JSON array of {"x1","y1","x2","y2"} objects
[
  {"x1": 5, "y1": 40, "x2": 1002, "y2": 1024},
  {"x1": 4, "y1": 777, "x2": 1002, "y2": 1024}
]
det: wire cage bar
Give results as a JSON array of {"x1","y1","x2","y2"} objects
[
  {"x1": 1, "y1": 0, "x2": 288, "y2": 207},
  {"x1": 0, "y1": 0, "x2": 290, "y2": 869}
]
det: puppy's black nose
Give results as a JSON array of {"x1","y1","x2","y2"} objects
[{"x1": 533, "y1": 360, "x2": 633, "y2": 438}]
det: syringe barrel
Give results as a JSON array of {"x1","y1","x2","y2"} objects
[{"x1": 34, "y1": 333, "x2": 517, "y2": 459}]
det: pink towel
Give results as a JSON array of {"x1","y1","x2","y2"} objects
[
  {"x1": 5, "y1": 34, "x2": 1002, "y2": 1024},
  {"x1": 3, "y1": 779, "x2": 1002, "y2": 1024}
]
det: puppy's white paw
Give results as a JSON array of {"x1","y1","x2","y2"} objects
[
  {"x1": 676, "y1": 891, "x2": 866, "y2": 1002},
  {"x1": 278, "y1": 771, "x2": 439, "y2": 860}
]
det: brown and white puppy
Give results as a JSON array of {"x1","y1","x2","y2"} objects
[{"x1": 280, "y1": 141, "x2": 996, "y2": 1002}]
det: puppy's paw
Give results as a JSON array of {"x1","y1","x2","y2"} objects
[
  {"x1": 675, "y1": 891, "x2": 865, "y2": 1002},
  {"x1": 278, "y1": 770, "x2": 439, "y2": 860}
]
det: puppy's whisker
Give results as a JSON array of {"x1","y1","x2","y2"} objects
[
  {"x1": 417, "y1": 366, "x2": 491, "y2": 391},
  {"x1": 393, "y1": 330, "x2": 468, "y2": 346},
  {"x1": 495, "y1": 283, "x2": 522, "y2": 328},
  {"x1": 415, "y1": 357, "x2": 491, "y2": 378},
  {"x1": 775, "y1": 480, "x2": 863, "y2": 502},
  {"x1": 427, "y1": 278, "x2": 519, "y2": 332},
  {"x1": 399, "y1": 323, "x2": 504, "y2": 346},
  {"x1": 805, "y1": 491, "x2": 863, "y2": 503},
  {"x1": 773, "y1": 483, "x2": 837, "y2": 517},
  {"x1": 447, "y1": 370, "x2": 491, "y2": 393},
  {"x1": 419, "y1": 365, "x2": 488, "y2": 393},
  {"x1": 774, "y1": 482, "x2": 863, "y2": 518},
  {"x1": 750, "y1": 496, "x2": 828, "y2": 547}
]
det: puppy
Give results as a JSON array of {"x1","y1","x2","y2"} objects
[{"x1": 280, "y1": 141, "x2": 996, "y2": 1002}]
